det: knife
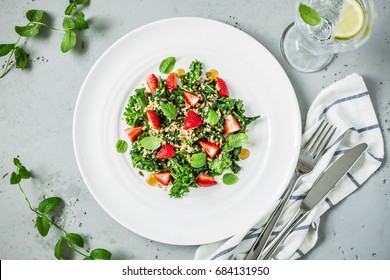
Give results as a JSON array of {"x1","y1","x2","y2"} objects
[{"x1": 258, "y1": 142, "x2": 367, "y2": 260}]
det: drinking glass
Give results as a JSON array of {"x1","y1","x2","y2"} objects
[{"x1": 280, "y1": 0, "x2": 375, "y2": 73}]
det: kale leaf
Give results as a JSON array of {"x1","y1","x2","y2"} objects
[
  {"x1": 124, "y1": 87, "x2": 147, "y2": 126},
  {"x1": 169, "y1": 156, "x2": 197, "y2": 198}
]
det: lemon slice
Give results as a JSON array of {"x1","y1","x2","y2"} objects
[{"x1": 334, "y1": 0, "x2": 365, "y2": 40}]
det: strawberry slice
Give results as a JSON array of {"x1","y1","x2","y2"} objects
[
  {"x1": 198, "y1": 140, "x2": 220, "y2": 159},
  {"x1": 166, "y1": 73, "x2": 177, "y2": 91},
  {"x1": 146, "y1": 110, "x2": 161, "y2": 130},
  {"x1": 216, "y1": 77, "x2": 229, "y2": 97},
  {"x1": 153, "y1": 171, "x2": 171, "y2": 186},
  {"x1": 224, "y1": 114, "x2": 241, "y2": 134},
  {"x1": 124, "y1": 126, "x2": 144, "y2": 142},
  {"x1": 146, "y1": 74, "x2": 158, "y2": 93},
  {"x1": 183, "y1": 110, "x2": 203, "y2": 130},
  {"x1": 196, "y1": 173, "x2": 217, "y2": 187},
  {"x1": 183, "y1": 91, "x2": 200, "y2": 107},
  {"x1": 156, "y1": 144, "x2": 175, "y2": 159}
]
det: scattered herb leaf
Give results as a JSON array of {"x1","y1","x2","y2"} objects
[
  {"x1": 65, "y1": 233, "x2": 84, "y2": 248},
  {"x1": 15, "y1": 24, "x2": 40, "y2": 37},
  {"x1": 14, "y1": 47, "x2": 28, "y2": 69},
  {"x1": 160, "y1": 102, "x2": 178, "y2": 120},
  {"x1": 159, "y1": 57, "x2": 176, "y2": 74},
  {"x1": 90, "y1": 248, "x2": 112, "y2": 260},
  {"x1": 54, "y1": 237, "x2": 63, "y2": 260},
  {"x1": 36, "y1": 215, "x2": 51, "y2": 236},
  {"x1": 222, "y1": 173, "x2": 239, "y2": 185},
  {"x1": 190, "y1": 152, "x2": 207, "y2": 168},
  {"x1": 65, "y1": 3, "x2": 77, "y2": 16},
  {"x1": 0, "y1": 44, "x2": 15, "y2": 57},
  {"x1": 228, "y1": 133, "x2": 249, "y2": 148},
  {"x1": 75, "y1": 12, "x2": 89, "y2": 30},
  {"x1": 207, "y1": 109, "x2": 219, "y2": 125},
  {"x1": 116, "y1": 140, "x2": 128, "y2": 153},
  {"x1": 61, "y1": 30, "x2": 77, "y2": 53},
  {"x1": 38, "y1": 197, "x2": 62, "y2": 214},
  {"x1": 10, "y1": 172, "x2": 21, "y2": 185},
  {"x1": 26, "y1": 9, "x2": 44, "y2": 22},
  {"x1": 140, "y1": 137, "x2": 162, "y2": 150}
]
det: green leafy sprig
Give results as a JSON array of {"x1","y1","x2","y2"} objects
[
  {"x1": 0, "y1": 0, "x2": 90, "y2": 78},
  {"x1": 9, "y1": 157, "x2": 111, "y2": 260},
  {"x1": 299, "y1": 3, "x2": 321, "y2": 26}
]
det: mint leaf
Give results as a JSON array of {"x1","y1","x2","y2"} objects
[
  {"x1": 36, "y1": 215, "x2": 50, "y2": 236},
  {"x1": 90, "y1": 248, "x2": 112, "y2": 260},
  {"x1": 75, "y1": 12, "x2": 89, "y2": 30},
  {"x1": 140, "y1": 137, "x2": 162, "y2": 150},
  {"x1": 61, "y1": 30, "x2": 77, "y2": 52},
  {"x1": 0, "y1": 44, "x2": 15, "y2": 57},
  {"x1": 116, "y1": 140, "x2": 128, "y2": 153},
  {"x1": 83, "y1": 256, "x2": 95, "y2": 260},
  {"x1": 65, "y1": 3, "x2": 77, "y2": 16},
  {"x1": 26, "y1": 10, "x2": 44, "y2": 22},
  {"x1": 299, "y1": 3, "x2": 321, "y2": 26},
  {"x1": 190, "y1": 152, "x2": 207, "y2": 168},
  {"x1": 10, "y1": 172, "x2": 21, "y2": 185},
  {"x1": 160, "y1": 102, "x2": 178, "y2": 120},
  {"x1": 228, "y1": 133, "x2": 248, "y2": 148},
  {"x1": 207, "y1": 109, "x2": 219, "y2": 125},
  {"x1": 15, "y1": 24, "x2": 40, "y2": 37},
  {"x1": 62, "y1": 17, "x2": 75, "y2": 29},
  {"x1": 222, "y1": 173, "x2": 239, "y2": 185},
  {"x1": 75, "y1": 0, "x2": 89, "y2": 4},
  {"x1": 18, "y1": 165, "x2": 30, "y2": 179},
  {"x1": 14, "y1": 47, "x2": 28, "y2": 69},
  {"x1": 13, "y1": 158, "x2": 21, "y2": 167},
  {"x1": 38, "y1": 197, "x2": 62, "y2": 214},
  {"x1": 159, "y1": 57, "x2": 176, "y2": 74},
  {"x1": 54, "y1": 237, "x2": 63, "y2": 260},
  {"x1": 65, "y1": 233, "x2": 84, "y2": 247}
]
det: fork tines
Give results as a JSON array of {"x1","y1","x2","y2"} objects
[{"x1": 304, "y1": 120, "x2": 337, "y2": 159}]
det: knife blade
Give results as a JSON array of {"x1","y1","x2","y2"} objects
[{"x1": 259, "y1": 142, "x2": 367, "y2": 260}]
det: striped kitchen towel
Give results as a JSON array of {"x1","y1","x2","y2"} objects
[{"x1": 194, "y1": 73, "x2": 384, "y2": 260}]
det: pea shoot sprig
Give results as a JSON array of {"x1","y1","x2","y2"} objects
[
  {"x1": 0, "y1": 0, "x2": 90, "y2": 78},
  {"x1": 10, "y1": 157, "x2": 112, "y2": 260}
]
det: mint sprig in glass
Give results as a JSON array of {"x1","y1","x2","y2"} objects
[{"x1": 280, "y1": 0, "x2": 375, "y2": 73}]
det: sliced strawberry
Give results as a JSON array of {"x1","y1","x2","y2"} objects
[
  {"x1": 166, "y1": 73, "x2": 177, "y2": 91},
  {"x1": 198, "y1": 140, "x2": 220, "y2": 159},
  {"x1": 216, "y1": 77, "x2": 229, "y2": 97},
  {"x1": 146, "y1": 110, "x2": 161, "y2": 130},
  {"x1": 183, "y1": 91, "x2": 200, "y2": 107},
  {"x1": 183, "y1": 110, "x2": 203, "y2": 130},
  {"x1": 124, "y1": 126, "x2": 144, "y2": 142},
  {"x1": 196, "y1": 173, "x2": 217, "y2": 187},
  {"x1": 153, "y1": 171, "x2": 171, "y2": 186},
  {"x1": 156, "y1": 144, "x2": 175, "y2": 159},
  {"x1": 224, "y1": 114, "x2": 241, "y2": 134},
  {"x1": 146, "y1": 74, "x2": 158, "y2": 93}
]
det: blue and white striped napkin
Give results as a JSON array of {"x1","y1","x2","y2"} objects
[{"x1": 194, "y1": 73, "x2": 384, "y2": 260}]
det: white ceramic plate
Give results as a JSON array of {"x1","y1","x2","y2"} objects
[{"x1": 73, "y1": 17, "x2": 301, "y2": 245}]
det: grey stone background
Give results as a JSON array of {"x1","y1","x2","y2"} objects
[{"x1": 0, "y1": 0, "x2": 389, "y2": 260}]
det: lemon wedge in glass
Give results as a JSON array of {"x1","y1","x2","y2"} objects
[{"x1": 334, "y1": 0, "x2": 365, "y2": 40}]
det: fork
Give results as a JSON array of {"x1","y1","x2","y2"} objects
[{"x1": 245, "y1": 119, "x2": 337, "y2": 260}]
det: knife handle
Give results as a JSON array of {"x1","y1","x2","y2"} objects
[
  {"x1": 245, "y1": 173, "x2": 299, "y2": 260},
  {"x1": 260, "y1": 209, "x2": 308, "y2": 260}
]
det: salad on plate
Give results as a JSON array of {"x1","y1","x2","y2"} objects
[{"x1": 118, "y1": 58, "x2": 259, "y2": 198}]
